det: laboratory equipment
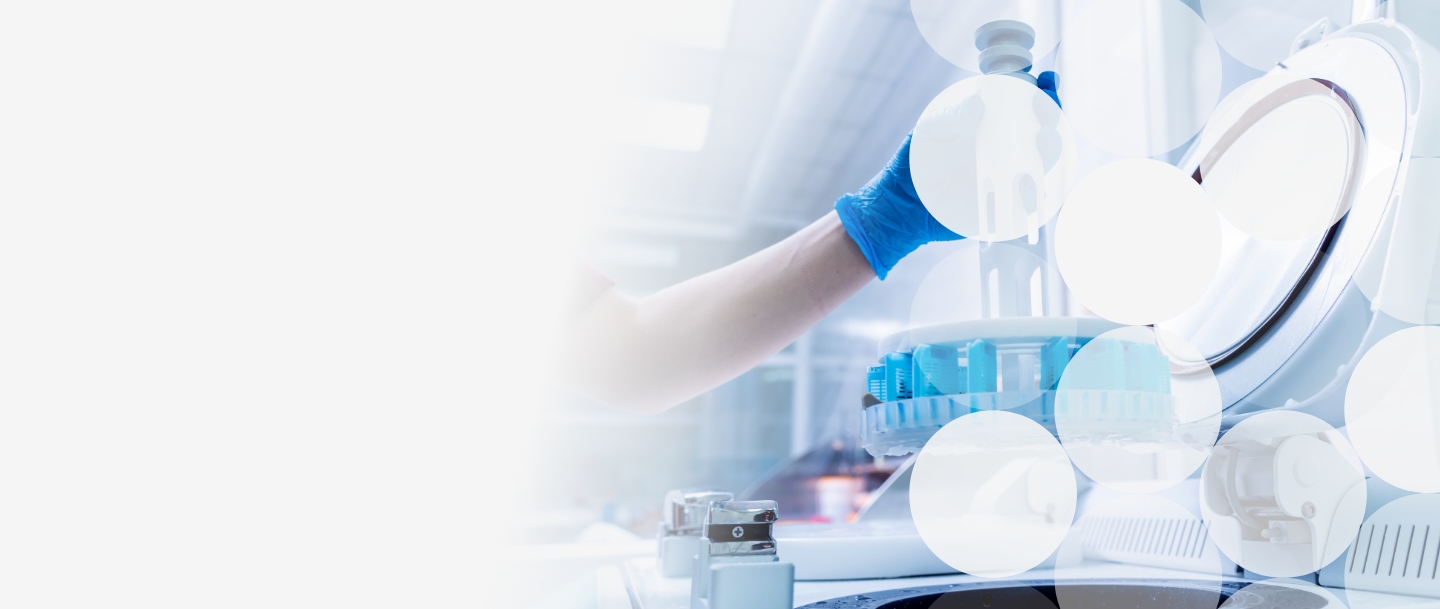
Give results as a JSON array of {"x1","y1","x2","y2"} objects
[
  {"x1": 830, "y1": 5, "x2": 1440, "y2": 603},
  {"x1": 792, "y1": 577, "x2": 1358, "y2": 609},
  {"x1": 1163, "y1": 5, "x2": 1440, "y2": 593},
  {"x1": 740, "y1": 442, "x2": 954, "y2": 580},
  {"x1": 912, "y1": 344, "x2": 961, "y2": 397},
  {"x1": 617, "y1": 5, "x2": 1440, "y2": 608},
  {"x1": 1199, "y1": 412, "x2": 1367, "y2": 577},
  {"x1": 865, "y1": 365, "x2": 886, "y2": 402},
  {"x1": 871, "y1": 0, "x2": 1440, "y2": 509},
  {"x1": 910, "y1": 18, "x2": 1070, "y2": 243},
  {"x1": 658, "y1": 489, "x2": 734, "y2": 578},
  {"x1": 689, "y1": 500, "x2": 793, "y2": 609},
  {"x1": 973, "y1": 19, "x2": 1060, "y2": 104},
  {"x1": 975, "y1": 19, "x2": 1036, "y2": 78},
  {"x1": 1340, "y1": 492, "x2": 1440, "y2": 604},
  {"x1": 796, "y1": 579, "x2": 1254, "y2": 609},
  {"x1": 860, "y1": 317, "x2": 1123, "y2": 457},
  {"x1": 1158, "y1": 9, "x2": 1440, "y2": 432},
  {"x1": 879, "y1": 351, "x2": 912, "y2": 401}
]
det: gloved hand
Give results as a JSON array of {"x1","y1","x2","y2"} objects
[{"x1": 835, "y1": 133, "x2": 962, "y2": 280}]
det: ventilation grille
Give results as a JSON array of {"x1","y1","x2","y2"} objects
[
  {"x1": 1344, "y1": 522, "x2": 1440, "y2": 598},
  {"x1": 1349, "y1": 523, "x2": 1437, "y2": 578},
  {"x1": 1079, "y1": 516, "x2": 1216, "y2": 574}
]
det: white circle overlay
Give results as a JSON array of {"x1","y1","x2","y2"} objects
[
  {"x1": 910, "y1": 0, "x2": 1066, "y2": 73},
  {"x1": 1055, "y1": 494, "x2": 1222, "y2": 609},
  {"x1": 1346, "y1": 326, "x2": 1440, "y2": 493},
  {"x1": 909, "y1": 241, "x2": 1057, "y2": 328},
  {"x1": 912, "y1": 74, "x2": 1076, "y2": 242},
  {"x1": 1201, "y1": 90, "x2": 1354, "y2": 242},
  {"x1": 1218, "y1": 578, "x2": 1348, "y2": 609},
  {"x1": 1199, "y1": 0, "x2": 1352, "y2": 71},
  {"x1": 1056, "y1": 326, "x2": 1221, "y2": 493},
  {"x1": 1351, "y1": 164, "x2": 1440, "y2": 326},
  {"x1": 1344, "y1": 494, "x2": 1440, "y2": 609},
  {"x1": 1054, "y1": 158, "x2": 1222, "y2": 325},
  {"x1": 1056, "y1": 0, "x2": 1222, "y2": 157},
  {"x1": 911, "y1": 410, "x2": 1077, "y2": 578},
  {"x1": 1198, "y1": 411, "x2": 1367, "y2": 577},
  {"x1": 907, "y1": 242, "x2": 1061, "y2": 408}
]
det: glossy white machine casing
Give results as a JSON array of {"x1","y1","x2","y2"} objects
[
  {"x1": 624, "y1": 12, "x2": 1440, "y2": 609},
  {"x1": 791, "y1": 13, "x2": 1440, "y2": 591},
  {"x1": 1192, "y1": 16, "x2": 1440, "y2": 433}
]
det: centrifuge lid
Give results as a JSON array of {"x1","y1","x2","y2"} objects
[{"x1": 1160, "y1": 30, "x2": 1409, "y2": 408}]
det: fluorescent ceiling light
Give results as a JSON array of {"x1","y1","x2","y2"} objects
[{"x1": 612, "y1": 96, "x2": 710, "y2": 152}]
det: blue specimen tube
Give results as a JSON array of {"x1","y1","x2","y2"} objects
[
  {"x1": 867, "y1": 365, "x2": 887, "y2": 402},
  {"x1": 1124, "y1": 342, "x2": 1163, "y2": 392},
  {"x1": 913, "y1": 344, "x2": 961, "y2": 397},
  {"x1": 1071, "y1": 338, "x2": 1125, "y2": 390},
  {"x1": 883, "y1": 352, "x2": 913, "y2": 400},
  {"x1": 1039, "y1": 336, "x2": 1070, "y2": 390},
  {"x1": 966, "y1": 340, "x2": 997, "y2": 393}
]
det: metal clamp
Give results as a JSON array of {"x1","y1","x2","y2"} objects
[
  {"x1": 657, "y1": 488, "x2": 733, "y2": 578},
  {"x1": 691, "y1": 500, "x2": 792, "y2": 609},
  {"x1": 702, "y1": 500, "x2": 777, "y2": 557},
  {"x1": 665, "y1": 489, "x2": 733, "y2": 537}
]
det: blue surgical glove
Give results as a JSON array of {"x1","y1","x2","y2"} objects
[
  {"x1": 1037, "y1": 71, "x2": 1060, "y2": 108},
  {"x1": 835, "y1": 133, "x2": 962, "y2": 280}
]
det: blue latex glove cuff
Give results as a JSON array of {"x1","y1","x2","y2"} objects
[
  {"x1": 1037, "y1": 71, "x2": 1061, "y2": 108},
  {"x1": 834, "y1": 133, "x2": 961, "y2": 280}
]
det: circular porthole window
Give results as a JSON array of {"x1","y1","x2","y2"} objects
[{"x1": 1160, "y1": 79, "x2": 1362, "y2": 369}]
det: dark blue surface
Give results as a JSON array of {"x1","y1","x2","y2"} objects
[{"x1": 798, "y1": 578, "x2": 1265, "y2": 609}]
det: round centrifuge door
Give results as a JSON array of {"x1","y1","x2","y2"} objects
[{"x1": 1158, "y1": 32, "x2": 1408, "y2": 408}]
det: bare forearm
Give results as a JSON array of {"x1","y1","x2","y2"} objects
[{"x1": 563, "y1": 211, "x2": 874, "y2": 413}]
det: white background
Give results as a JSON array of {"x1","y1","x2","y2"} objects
[{"x1": 0, "y1": 2, "x2": 603, "y2": 606}]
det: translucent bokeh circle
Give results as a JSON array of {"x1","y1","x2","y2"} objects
[
  {"x1": 1055, "y1": 495, "x2": 1222, "y2": 609},
  {"x1": 1217, "y1": 578, "x2": 1347, "y2": 609},
  {"x1": 910, "y1": 0, "x2": 1066, "y2": 73},
  {"x1": 911, "y1": 410, "x2": 1077, "y2": 577},
  {"x1": 912, "y1": 74, "x2": 1076, "y2": 242},
  {"x1": 1056, "y1": 326, "x2": 1221, "y2": 493},
  {"x1": 909, "y1": 241, "x2": 1057, "y2": 328},
  {"x1": 1054, "y1": 158, "x2": 1222, "y2": 325},
  {"x1": 1200, "y1": 80, "x2": 1357, "y2": 242},
  {"x1": 1199, "y1": 411, "x2": 1367, "y2": 577},
  {"x1": 1344, "y1": 494, "x2": 1440, "y2": 609},
  {"x1": 1199, "y1": 0, "x2": 1352, "y2": 71},
  {"x1": 1057, "y1": 0, "x2": 1222, "y2": 157},
  {"x1": 1351, "y1": 162, "x2": 1440, "y2": 326},
  {"x1": 1346, "y1": 326, "x2": 1440, "y2": 493},
  {"x1": 906, "y1": 241, "x2": 1065, "y2": 410}
]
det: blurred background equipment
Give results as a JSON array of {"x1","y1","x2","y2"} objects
[
  {"x1": 527, "y1": 1, "x2": 1440, "y2": 608},
  {"x1": 532, "y1": 0, "x2": 975, "y2": 550}
]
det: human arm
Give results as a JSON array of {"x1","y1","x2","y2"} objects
[
  {"x1": 560, "y1": 211, "x2": 872, "y2": 413},
  {"x1": 560, "y1": 135, "x2": 960, "y2": 413}
]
